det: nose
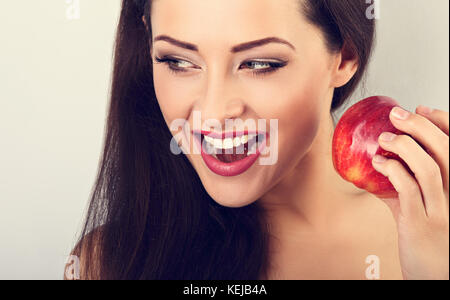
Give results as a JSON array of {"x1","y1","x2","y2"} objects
[
  {"x1": 197, "y1": 78, "x2": 246, "y2": 128},
  {"x1": 224, "y1": 99, "x2": 245, "y2": 119}
]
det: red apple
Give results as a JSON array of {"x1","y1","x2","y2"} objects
[{"x1": 332, "y1": 96, "x2": 415, "y2": 199}]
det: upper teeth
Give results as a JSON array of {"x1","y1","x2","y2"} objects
[{"x1": 204, "y1": 134, "x2": 257, "y2": 149}]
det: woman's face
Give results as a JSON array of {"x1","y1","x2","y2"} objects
[{"x1": 150, "y1": 0, "x2": 341, "y2": 207}]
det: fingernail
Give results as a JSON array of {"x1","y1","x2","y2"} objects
[
  {"x1": 373, "y1": 155, "x2": 387, "y2": 164},
  {"x1": 418, "y1": 105, "x2": 433, "y2": 115},
  {"x1": 391, "y1": 107, "x2": 410, "y2": 120},
  {"x1": 379, "y1": 132, "x2": 397, "y2": 142}
]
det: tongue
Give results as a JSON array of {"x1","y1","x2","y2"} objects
[
  {"x1": 216, "y1": 143, "x2": 249, "y2": 163},
  {"x1": 216, "y1": 152, "x2": 248, "y2": 163}
]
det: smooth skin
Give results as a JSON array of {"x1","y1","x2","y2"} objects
[
  {"x1": 148, "y1": 0, "x2": 449, "y2": 279},
  {"x1": 372, "y1": 106, "x2": 449, "y2": 280}
]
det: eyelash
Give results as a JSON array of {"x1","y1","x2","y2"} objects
[{"x1": 154, "y1": 56, "x2": 287, "y2": 77}]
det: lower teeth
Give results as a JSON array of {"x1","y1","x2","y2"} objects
[{"x1": 201, "y1": 134, "x2": 263, "y2": 163}]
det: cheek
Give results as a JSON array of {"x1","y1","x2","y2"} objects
[
  {"x1": 247, "y1": 63, "x2": 329, "y2": 162},
  {"x1": 153, "y1": 70, "x2": 194, "y2": 124},
  {"x1": 276, "y1": 86, "x2": 322, "y2": 161},
  {"x1": 281, "y1": 68, "x2": 326, "y2": 136}
]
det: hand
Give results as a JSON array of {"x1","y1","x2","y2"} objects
[{"x1": 371, "y1": 105, "x2": 449, "y2": 280}]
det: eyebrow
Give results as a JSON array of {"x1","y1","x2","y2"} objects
[{"x1": 153, "y1": 35, "x2": 296, "y2": 53}]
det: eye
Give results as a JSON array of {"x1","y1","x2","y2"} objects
[
  {"x1": 239, "y1": 60, "x2": 288, "y2": 77},
  {"x1": 154, "y1": 56, "x2": 196, "y2": 75}
]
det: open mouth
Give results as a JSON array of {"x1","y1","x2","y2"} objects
[
  {"x1": 191, "y1": 130, "x2": 268, "y2": 177},
  {"x1": 193, "y1": 132, "x2": 266, "y2": 163}
]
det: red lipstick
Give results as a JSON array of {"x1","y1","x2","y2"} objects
[{"x1": 192, "y1": 130, "x2": 268, "y2": 177}]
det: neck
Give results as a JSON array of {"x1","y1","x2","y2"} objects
[{"x1": 260, "y1": 110, "x2": 367, "y2": 231}]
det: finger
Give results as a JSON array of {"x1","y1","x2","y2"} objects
[
  {"x1": 378, "y1": 132, "x2": 446, "y2": 218},
  {"x1": 415, "y1": 106, "x2": 450, "y2": 196},
  {"x1": 390, "y1": 107, "x2": 449, "y2": 194},
  {"x1": 372, "y1": 155, "x2": 426, "y2": 221},
  {"x1": 416, "y1": 105, "x2": 449, "y2": 136}
]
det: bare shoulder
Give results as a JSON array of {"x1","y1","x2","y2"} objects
[{"x1": 64, "y1": 225, "x2": 106, "y2": 280}]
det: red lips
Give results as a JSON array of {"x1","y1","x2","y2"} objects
[{"x1": 192, "y1": 130, "x2": 268, "y2": 177}]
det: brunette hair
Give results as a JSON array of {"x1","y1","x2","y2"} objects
[{"x1": 66, "y1": 0, "x2": 375, "y2": 280}]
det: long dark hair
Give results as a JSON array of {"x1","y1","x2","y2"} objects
[{"x1": 68, "y1": 0, "x2": 375, "y2": 280}]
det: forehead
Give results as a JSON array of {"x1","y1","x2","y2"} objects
[{"x1": 150, "y1": 0, "x2": 305, "y2": 45}]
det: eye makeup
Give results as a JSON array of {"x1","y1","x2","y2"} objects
[
  {"x1": 154, "y1": 56, "x2": 198, "y2": 75},
  {"x1": 240, "y1": 60, "x2": 288, "y2": 77},
  {"x1": 153, "y1": 55, "x2": 288, "y2": 77}
]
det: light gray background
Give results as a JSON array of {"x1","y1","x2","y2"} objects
[{"x1": 0, "y1": 0, "x2": 448, "y2": 279}]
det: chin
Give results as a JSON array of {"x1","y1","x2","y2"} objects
[
  {"x1": 202, "y1": 181, "x2": 261, "y2": 208},
  {"x1": 186, "y1": 148, "x2": 271, "y2": 208}
]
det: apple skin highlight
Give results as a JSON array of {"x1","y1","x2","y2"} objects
[{"x1": 332, "y1": 96, "x2": 414, "y2": 199}]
